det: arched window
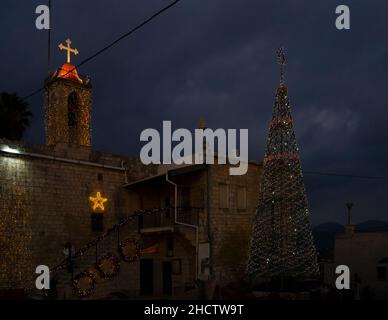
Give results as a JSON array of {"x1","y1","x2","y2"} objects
[{"x1": 68, "y1": 92, "x2": 78, "y2": 127}]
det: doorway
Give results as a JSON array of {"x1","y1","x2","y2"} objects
[
  {"x1": 140, "y1": 259, "x2": 154, "y2": 296},
  {"x1": 162, "y1": 261, "x2": 172, "y2": 295}
]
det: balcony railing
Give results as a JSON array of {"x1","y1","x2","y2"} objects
[
  {"x1": 176, "y1": 206, "x2": 200, "y2": 226},
  {"x1": 138, "y1": 206, "x2": 201, "y2": 231}
]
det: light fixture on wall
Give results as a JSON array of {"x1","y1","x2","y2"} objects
[{"x1": 1, "y1": 145, "x2": 20, "y2": 154}]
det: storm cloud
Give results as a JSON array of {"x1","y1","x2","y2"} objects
[{"x1": 1, "y1": 0, "x2": 388, "y2": 224}]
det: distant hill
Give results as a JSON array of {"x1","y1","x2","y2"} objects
[
  {"x1": 356, "y1": 220, "x2": 388, "y2": 232},
  {"x1": 313, "y1": 220, "x2": 388, "y2": 259}
]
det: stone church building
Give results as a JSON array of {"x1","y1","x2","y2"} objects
[{"x1": 0, "y1": 49, "x2": 262, "y2": 299}]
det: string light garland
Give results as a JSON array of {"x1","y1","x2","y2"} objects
[
  {"x1": 73, "y1": 271, "x2": 95, "y2": 297},
  {"x1": 119, "y1": 238, "x2": 140, "y2": 262},
  {"x1": 48, "y1": 207, "x2": 166, "y2": 274},
  {"x1": 263, "y1": 152, "x2": 300, "y2": 164},
  {"x1": 24, "y1": 207, "x2": 169, "y2": 297},
  {"x1": 87, "y1": 267, "x2": 100, "y2": 283},
  {"x1": 270, "y1": 116, "x2": 292, "y2": 128},
  {"x1": 22, "y1": 0, "x2": 182, "y2": 101},
  {"x1": 97, "y1": 254, "x2": 120, "y2": 279}
]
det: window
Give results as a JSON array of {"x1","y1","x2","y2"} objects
[
  {"x1": 91, "y1": 213, "x2": 104, "y2": 232},
  {"x1": 160, "y1": 196, "x2": 172, "y2": 218},
  {"x1": 377, "y1": 266, "x2": 387, "y2": 281},
  {"x1": 219, "y1": 183, "x2": 229, "y2": 209},
  {"x1": 180, "y1": 187, "x2": 190, "y2": 208},
  {"x1": 166, "y1": 237, "x2": 174, "y2": 257},
  {"x1": 163, "y1": 197, "x2": 171, "y2": 218},
  {"x1": 67, "y1": 92, "x2": 78, "y2": 127},
  {"x1": 237, "y1": 186, "x2": 247, "y2": 210}
]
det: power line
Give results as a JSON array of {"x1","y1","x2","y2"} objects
[
  {"x1": 47, "y1": 0, "x2": 52, "y2": 74},
  {"x1": 304, "y1": 171, "x2": 388, "y2": 181},
  {"x1": 23, "y1": 0, "x2": 182, "y2": 100}
]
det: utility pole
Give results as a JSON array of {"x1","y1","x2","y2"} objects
[
  {"x1": 346, "y1": 202, "x2": 353, "y2": 225},
  {"x1": 47, "y1": 0, "x2": 52, "y2": 74}
]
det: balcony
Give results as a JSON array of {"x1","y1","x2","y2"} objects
[{"x1": 138, "y1": 207, "x2": 201, "y2": 233}]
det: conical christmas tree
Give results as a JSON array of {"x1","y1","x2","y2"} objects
[{"x1": 246, "y1": 48, "x2": 319, "y2": 282}]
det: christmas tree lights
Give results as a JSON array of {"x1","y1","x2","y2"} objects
[{"x1": 246, "y1": 48, "x2": 319, "y2": 283}]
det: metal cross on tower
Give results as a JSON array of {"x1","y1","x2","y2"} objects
[{"x1": 58, "y1": 38, "x2": 79, "y2": 64}]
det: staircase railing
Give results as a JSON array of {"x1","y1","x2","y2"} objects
[{"x1": 28, "y1": 206, "x2": 201, "y2": 297}]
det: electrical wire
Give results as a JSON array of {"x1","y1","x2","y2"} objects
[
  {"x1": 304, "y1": 171, "x2": 388, "y2": 181},
  {"x1": 22, "y1": 0, "x2": 182, "y2": 100}
]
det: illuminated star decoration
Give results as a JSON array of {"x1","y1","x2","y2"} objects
[{"x1": 89, "y1": 192, "x2": 108, "y2": 212}]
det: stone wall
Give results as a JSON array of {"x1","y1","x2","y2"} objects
[
  {"x1": 335, "y1": 231, "x2": 388, "y2": 299},
  {"x1": 0, "y1": 140, "x2": 157, "y2": 298},
  {"x1": 44, "y1": 77, "x2": 92, "y2": 146},
  {"x1": 208, "y1": 162, "x2": 261, "y2": 284},
  {"x1": 0, "y1": 139, "x2": 262, "y2": 297}
]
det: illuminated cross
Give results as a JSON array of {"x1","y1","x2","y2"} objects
[
  {"x1": 89, "y1": 192, "x2": 108, "y2": 212},
  {"x1": 58, "y1": 38, "x2": 79, "y2": 64}
]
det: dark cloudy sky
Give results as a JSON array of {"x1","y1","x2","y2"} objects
[{"x1": 1, "y1": 0, "x2": 388, "y2": 224}]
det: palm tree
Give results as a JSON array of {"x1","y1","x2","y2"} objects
[{"x1": 0, "y1": 91, "x2": 32, "y2": 141}]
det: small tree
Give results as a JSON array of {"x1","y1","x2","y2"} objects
[{"x1": 0, "y1": 91, "x2": 32, "y2": 141}]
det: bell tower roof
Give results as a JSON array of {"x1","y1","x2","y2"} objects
[
  {"x1": 55, "y1": 38, "x2": 83, "y2": 83},
  {"x1": 57, "y1": 63, "x2": 83, "y2": 83}
]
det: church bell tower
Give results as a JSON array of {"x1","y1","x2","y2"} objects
[{"x1": 44, "y1": 38, "x2": 92, "y2": 147}]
